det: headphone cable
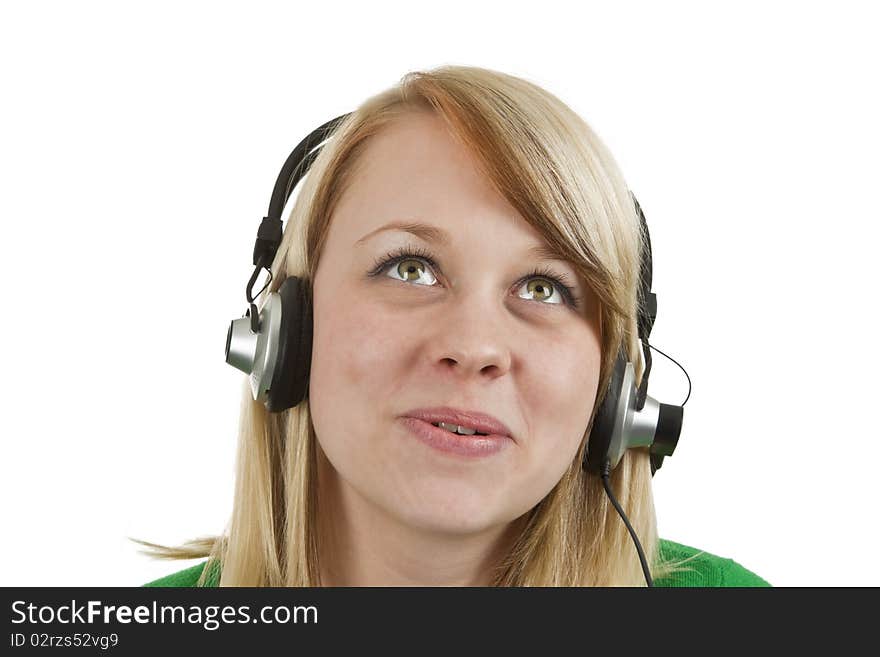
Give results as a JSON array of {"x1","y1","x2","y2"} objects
[{"x1": 601, "y1": 459, "x2": 654, "y2": 587}]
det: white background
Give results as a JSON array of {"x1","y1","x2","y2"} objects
[{"x1": 1, "y1": 0, "x2": 877, "y2": 587}]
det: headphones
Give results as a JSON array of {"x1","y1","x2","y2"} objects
[{"x1": 225, "y1": 113, "x2": 685, "y2": 478}]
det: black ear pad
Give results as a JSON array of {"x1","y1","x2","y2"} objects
[
  {"x1": 583, "y1": 350, "x2": 627, "y2": 474},
  {"x1": 265, "y1": 276, "x2": 313, "y2": 412}
]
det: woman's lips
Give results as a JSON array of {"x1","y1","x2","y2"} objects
[{"x1": 400, "y1": 417, "x2": 511, "y2": 458}]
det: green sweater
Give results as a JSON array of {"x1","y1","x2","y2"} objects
[{"x1": 143, "y1": 538, "x2": 770, "y2": 587}]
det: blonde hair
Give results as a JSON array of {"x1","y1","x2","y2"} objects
[{"x1": 133, "y1": 65, "x2": 697, "y2": 586}]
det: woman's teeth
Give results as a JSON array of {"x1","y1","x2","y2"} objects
[{"x1": 432, "y1": 421, "x2": 488, "y2": 436}]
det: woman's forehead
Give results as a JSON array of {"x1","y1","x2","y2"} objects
[{"x1": 331, "y1": 117, "x2": 551, "y2": 251}]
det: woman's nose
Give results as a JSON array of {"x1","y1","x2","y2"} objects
[{"x1": 424, "y1": 286, "x2": 514, "y2": 380}]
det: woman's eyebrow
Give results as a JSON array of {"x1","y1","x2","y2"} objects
[
  {"x1": 355, "y1": 221, "x2": 450, "y2": 247},
  {"x1": 354, "y1": 220, "x2": 570, "y2": 263}
]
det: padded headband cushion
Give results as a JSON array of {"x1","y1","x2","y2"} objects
[
  {"x1": 584, "y1": 351, "x2": 627, "y2": 473},
  {"x1": 266, "y1": 276, "x2": 313, "y2": 412}
]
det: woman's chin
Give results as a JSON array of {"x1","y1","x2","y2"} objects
[{"x1": 388, "y1": 496, "x2": 507, "y2": 537}]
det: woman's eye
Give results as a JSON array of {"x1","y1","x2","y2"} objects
[
  {"x1": 516, "y1": 278, "x2": 564, "y2": 305},
  {"x1": 387, "y1": 258, "x2": 438, "y2": 286}
]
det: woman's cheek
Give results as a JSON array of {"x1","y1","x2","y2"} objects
[
  {"x1": 332, "y1": 298, "x2": 403, "y2": 385},
  {"x1": 530, "y1": 341, "x2": 599, "y2": 456}
]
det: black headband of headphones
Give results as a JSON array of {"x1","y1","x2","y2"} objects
[{"x1": 251, "y1": 115, "x2": 351, "y2": 271}]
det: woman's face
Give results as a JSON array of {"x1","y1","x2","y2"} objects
[{"x1": 309, "y1": 111, "x2": 602, "y2": 536}]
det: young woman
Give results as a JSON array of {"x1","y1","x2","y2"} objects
[{"x1": 138, "y1": 65, "x2": 769, "y2": 587}]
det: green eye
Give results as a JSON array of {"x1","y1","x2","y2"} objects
[
  {"x1": 524, "y1": 278, "x2": 556, "y2": 303},
  {"x1": 391, "y1": 258, "x2": 437, "y2": 285},
  {"x1": 396, "y1": 259, "x2": 429, "y2": 282}
]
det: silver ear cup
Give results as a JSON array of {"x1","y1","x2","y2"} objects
[
  {"x1": 603, "y1": 361, "x2": 662, "y2": 469},
  {"x1": 225, "y1": 292, "x2": 283, "y2": 404}
]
